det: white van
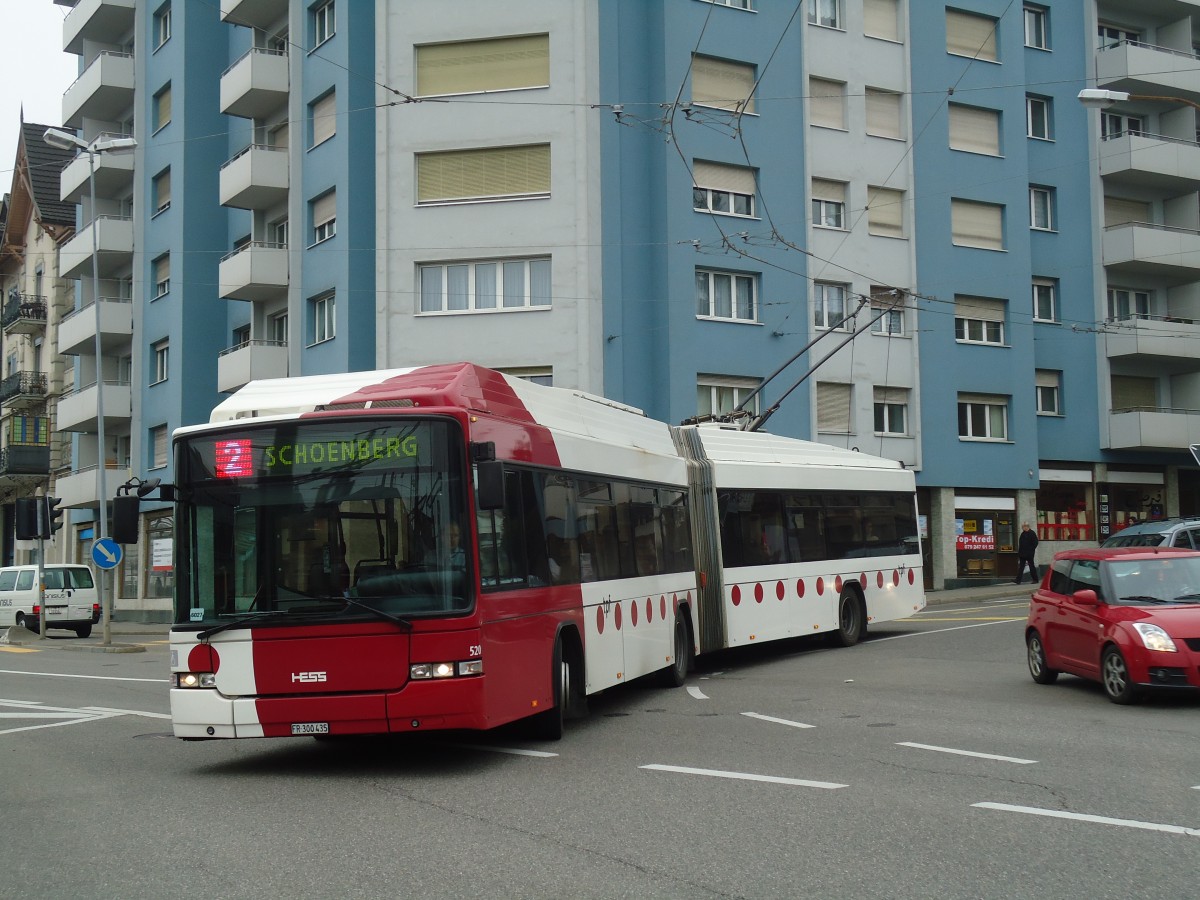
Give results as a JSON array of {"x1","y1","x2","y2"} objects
[{"x1": 0, "y1": 564, "x2": 99, "y2": 638}]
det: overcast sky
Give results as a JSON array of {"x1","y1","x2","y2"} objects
[{"x1": 0, "y1": 4, "x2": 79, "y2": 186}]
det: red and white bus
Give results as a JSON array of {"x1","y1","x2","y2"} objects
[{"x1": 169, "y1": 363, "x2": 924, "y2": 740}]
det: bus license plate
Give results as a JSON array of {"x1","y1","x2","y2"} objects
[{"x1": 291, "y1": 722, "x2": 329, "y2": 735}]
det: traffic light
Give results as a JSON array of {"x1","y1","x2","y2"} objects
[
  {"x1": 112, "y1": 495, "x2": 141, "y2": 544},
  {"x1": 15, "y1": 497, "x2": 39, "y2": 540},
  {"x1": 43, "y1": 497, "x2": 63, "y2": 537}
]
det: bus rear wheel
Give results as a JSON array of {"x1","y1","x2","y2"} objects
[
  {"x1": 833, "y1": 589, "x2": 864, "y2": 647},
  {"x1": 657, "y1": 611, "x2": 692, "y2": 688}
]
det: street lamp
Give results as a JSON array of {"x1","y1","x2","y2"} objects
[
  {"x1": 1077, "y1": 88, "x2": 1200, "y2": 112},
  {"x1": 43, "y1": 127, "x2": 136, "y2": 646}
]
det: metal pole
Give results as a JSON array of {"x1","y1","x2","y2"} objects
[{"x1": 87, "y1": 148, "x2": 111, "y2": 647}]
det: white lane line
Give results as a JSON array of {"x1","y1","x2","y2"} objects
[
  {"x1": 641, "y1": 764, "x2": 846, "y2": 790},
  {"x1": 686, "y1": 686, "x2": 709, "y2": 700},
  {"x1": 898, "y1": 741, "x2": 1037, "y2": 765},
  {"x1": 974, "y1": 802, "x2": 1200, "y2": 837},
  {"x1": 444, "y1": 743, "x2": 558, "y2": 758},
  {"x1": 742, "y1": 711, "x2": 815, "y2": 729},
  {"x1": 0, "y1": 668, "x2": 166, "y2": 683},
  {"x1": 870, "y1": 620, "x2": 1023, "y2": 642},
  {"x1": 0, "y1": 712, "x2": 87, "y2": 719},
  {"x1": 83, "y1": 706, "x2": 172, "y2": 720}
]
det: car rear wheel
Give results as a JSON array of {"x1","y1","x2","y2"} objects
[
  {"x1": 1101, "y1": 646, "x2": 1140, "y2": 705},
  {"x1": 75, "y1": 624, "x2": 92, "y2": 639},
  {"x1": 1026, "y1": 631, "x2": 1058, "y2": 685}
]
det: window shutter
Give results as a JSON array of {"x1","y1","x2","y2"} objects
[
  {"x1": 156, "y1": 86, "x2": 172, "y2": 125},
  {"x1": 1035, "y1": 370, "x2": 1059, "y2": 388},
  {"x1": 955, "y1": 296, "x2": 1005, "y2": 322},
  {"x1": 873, "y1": 386, "x2": 908, "y2": 405},
  {"x1": 417, "y1": 144, "x2": 551, "y2": 203},
  {"x1": 951, "y1": 199, "x2": 1004, "y2": 250},
  {"x1": 946, "y1": 9, "x2": 998, "y2": 60},
  {"x1": 154, "y1": 255, "x2": 170, "y2": 285},
  {"x1": 865, "y1": 89, "x2": 902, "y2": 138},
  {"x1": 155, "y1": 170, "x2": 170, "y2": 209},
  {"x1": 1103, "y1": 196, "x2": 1150, "y2": 226},
  {"x1": 153, "y1": 426, "x2": 168, "y2": 467},
  {"x1": 864, "y1": 0, "x2": 900, "y2": 41},
  {"x1": 416, "y1": 34, "x2": 549, "y2": 96},
  {"x1": 809, "y1": 78, "x2": 845, "y2": 128},
  {"x1": 312, "y1": 91, "x2": 336, "y2": 145},
  {"x1": 867, "y1": 186, "x2": 903, "y2": 237},
  {"x1": 312, "y1": 190, "x2": 336, "y2": 226},
  {"x1": 692, "y1": 55, "x2": 755, "y2": 113},
  {"x1": 949, "y1": 104, "x2": 1000, "y2": 155},
  {"x1": 811, "y1": 179, "x2": 846, "y2": 202},
  {"x1": 1110, "y1": 376, "x2": 1156, "y2": 410},
  {"x1": 817, "y1": 382, "x2": 852, "y2": 432},
  {"x1": 693, "y1": 161, "x2": 756, "y2": 195}
]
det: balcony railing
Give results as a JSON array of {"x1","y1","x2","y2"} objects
[
  {"x1": 1, "y1": 295, "x2": 48, "y2": 330},
  {"x1": 0, "y1": 372, "x2": 49, "y2": 404},
  {"x1": 0, "y1": 445, "x2": 51, "y2": 478}
]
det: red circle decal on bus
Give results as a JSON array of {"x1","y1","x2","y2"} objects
[
  {"x1": 776, "y1": 580, "x2": 785, "y2": 601},
  {"x1": 797, "y1": 579, "x2": 805, "y2": 598},
  {"x1": 894, "y1": 569, "x2": 901, "y2": 586},
  {"x1": 661, "y1": 595, "x2": 667, "y2": 619},
  {"x1": 646, "y1": 597, "x2": 653, "y2": 622},
  {"x1": 815, "y1": 577, "x2": 824, "y2": 595},
  {"x1": 630, "y1": 600, "x2": 638, "y2": 627},
  {"x1": 877, "y1": 571, "x2": 885, "y2": 588},
  {"x1": 754, "y1": 583, "x2": 764, "y2": 603},
  {"x1": 732, "y1": 585, "x2": 741, "y2": 606},
  {"x1": 614, "y1": 603, "x2": 622, "y2": 630},
  {"x1": 596, "y1": 605, "x2": 605, "y2": 635},
  {"x1": 908, "y1": 569, "x2": 915, "y2": 584},
  {"x1": 835, "y1": 575, "x2": 843, "y2": 593}
]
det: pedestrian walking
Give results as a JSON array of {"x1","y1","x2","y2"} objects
[{"x1": 1014, "y1": 522, "x2": 1039, "y2": 585}]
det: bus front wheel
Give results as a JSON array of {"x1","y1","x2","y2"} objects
[
  {"x1": 530, "y1": 638, "x2": 570, "y2": 741},
  {"x1": 833, "y1": 589, "x2": 864, "y2": 647}
]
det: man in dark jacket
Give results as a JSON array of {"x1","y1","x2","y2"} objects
[{"x1": 1014, "y1": 523, "x2": 1039, "y2": 584}]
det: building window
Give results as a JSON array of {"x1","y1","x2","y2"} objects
[
  {"x1": 873, "y1": 387, "x2": 908, "y2": 434},
  {"x1": 951, "y1": 199, "x2": 1004, "y2": 251},
  {"x1": 954, "y1": 296, "x2": 1005, "y2": 345},
  {"x1": 1101, "y1": 112, "x2": 1143, "y2": 138},
  {"x1": 419, "y1": 257, "x2": 551, "y2": 312},
  {"x1": 1030, "y1": 185, "x2": 1055, "y2": 231},
  {"x1": 310, "y1": 90, "x2": 336, "y2": 147},
  {"x1": 1111, "y1": 374, "x2": 1156, "y2": 411},
  {"x1": 1036, "y1": 370, "x2": 1061, "y2": 415},
  {"x1": 311, "y1": 190, "x2": 336, "y2": 244},
  {"x1": 232, "y1": 324, "x2": 250, "y2": 348},
  {"x1": 947, "y1": 9, "x2": 998, "y2": 62},
  {"x1": 153, "y1": 83, "x2": 172, "y2": 132},
  {"x1": 864, "y1": 0, "x2": 899, "y2": 42},
  {"x1": 152, "y1": 340, "x2": 169, "y2": 384},
  {"x1": 865, "y1": 88, "x2": 903, "y2": 139},
  {"x1": 700, "y1": 0, "x2": 753, "y2": 8},
  {"x1": 809, "y1": 77, "x2": 846, "y2": 130},
  {"x1": 498, "y1": 366, "x2": 554, "y2": 386},
  {"x1": 871, "y1": 289, "x2": 905, "y2": 335},
  {"x1": 693, "y1": 161, "x2": 756, "y2": 217},
  {"x1": 312, "y1": 0, "x2": 335, "y2": 47},
  {"x1": 152, "y1": 168, "x2": 170, "y2": 215},
  {"x1": 811, "y1": 179, "x2": 846, "y2": 229},
  {"x1": 816, "y1": 381, "x2": 852, "y2": 433},
  {"x1": 1033, "y1": 279, "x2": 1057, "y2": 322},
  {"x1": 808, "y1": 0, "x2": 841, "y2": 29},
  {"x1": 151, "y1": 424, "x2": 169, "y2": 468},
  {"x1": 691, "y1": 55, "x2": 756, "y2": 114},
  {"x1": 417, "y1": 144, "x2": 551, "y2": 204},
  {"x1": 867, "y1": 186, "x2": 904, "y2": 238},
  {"x1": 1107, "y1": 287, "x2": 1150, "y2": 321},
  {"x1": 1097, "y1": 24, "x2": 1138, "y2": 51},
  {"x1": 958, "y1": 394, "x2": 1008, "y2": 440},
  {"x1": 154, "y1": 2, "x2": 171, "y2": 49},
  {"x1": 1026, "y1": 95, "x2": 1051, "y2": 139},
  {"x1": 270, "y1": 217, "x2": 289, "y2": 247},
  {"x1": 698, "y1": 376, "x2": 760, "y2": 417},
  {"x1": 1023, "y1": 5, "x2": 1048, "y2": 49},
  {"x1": 415, "y1": 34, "x2": 549, "y2": 97},
  {"x1": 813, "y1": 282, "x2": 849, "y2": 330},
  {"x1": 948, "y1": 104, "x2": 1000, "y2": 156},
  {"x1": 269, "y1": 312, "x2": 288, "y2": 344},
  {"x1": 152, "y1": 254, "x2": 170, "y2": 298},
  {"x1": 310, "y1": 292, "x2": 335, "y2": 344},
  {"x1": 696, "y1": 269, "x2": 757, "y2": 322}
]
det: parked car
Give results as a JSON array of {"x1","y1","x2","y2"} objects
[
  {"x1": 0, "y1": 564, "x2": 99, "y2": 638},
  {"x1": 1101, "y1": 517, "x2": 1200, "y2": 549},
  {"x1": 1025, "y1": 547, "x2": 1200, "y2": 704}
]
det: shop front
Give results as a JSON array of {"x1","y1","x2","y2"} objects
[{"x1": 954, "y1": 493, "x2": 1016, "y2": 580}]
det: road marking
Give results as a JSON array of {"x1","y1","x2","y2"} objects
[
  {"x1": 641, "y1": 763, "x2": 847, "y2": 789},
  {"x1": 870, "y1": 620, "x2": 1023, "y2": 642},
  {"x1": 898, "y1": 742, "x2": 1037, "y2": 764},
  {"x1": 974, "y1": 802, "x2": 1200, "y2": 837},
  {"x1": 686, "y1": 686, "x2": 709, "y2": 700},
  {"x1": 0, "y1": 668, "x2": 166, "y2": 683},
  {"x1": 741, "y1": 711, "x2": 815, "y2": 729},
  {"x1": 444, "y1": 743, "x2": 558, "y2": 758},
  {"x1": 909, "y1": 617, "x2": 1025, "y2": 623},
  {"x1": 0, "y1": 699, "x2": 167, "y2": 735},
  {"x1": 83, "y1": 706, "x2": 171, "y2": 720},
  {"x1": 0, "y1": 646, "x2": 39, "y2": 654}
]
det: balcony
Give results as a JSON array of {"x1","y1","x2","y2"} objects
[
  {"x1": 217, "y1": 340, "x2": 288, "y2": 393},
  {"x1": 1098, "y1": 132, "x2": 1200, "y2": 191},
  {"x1": 220, "y1": 48, "x2": 288, "y2": 119},
  {"x1": 56, "y1": 380, "x2": 131, "y2": 433},
  {"x1": 218, "y1": 242, "x2": 288, "y2": 301},
  {"x1": 58, "y1": 215, "x2": 134, "y2": 280},
  {"x1": 220, "y1": 0, "x2": 289, "y2": 31},
  {"x1": 0, "y1": 446, "x2": 50, "y2": 479},
  {"x1": 0, "y1": 372, "x2": 49, "y2": 410},
  {"x1": 219, "y1": 145, "x2": 289, "y2": 209},
  {"x1": 1104, "y1": 315, "x2": 1200, "y2": 371},
  {"x1": 58, "y1": 298, "x2": 133, "y2": 357},
  {"x1": 62, "y1": 0, "x2": 136, "y2": 56},
  {"x1": 1108, "y1": 407, "x2": 1200, "y2": 451},
  {"x1": 1095, "y1": 40, "x2": 1200, "y2": 106},
  {"x1": 1102, "y1": 222, "x2": 1200, "y2": 283},
  {"x1": 55, "y1": 462, "x2": 126, "y2": 510},
  {"x1": 62, "y1": 51, "x2": 135, "y2": 129},
  {"x1": 2, "y1": 295, "x2": 48, "y2": 335},
  {"x1": 59, "y1": 134, "x2": 135, "y2": 203}
]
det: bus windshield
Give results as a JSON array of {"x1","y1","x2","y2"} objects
[{"x1": 173, "y1": 418, "x2": 470, "y2": 627}]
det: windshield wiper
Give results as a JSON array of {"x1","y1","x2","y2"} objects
[
  {"x1": 1117, "y1": 595, "x2": 1170, "y2": 604},
  {"x1": 196, "y1": 608, "x2": 328, "y2": 641},
  {"x1": 1172, "y1": 593, "x2": 1200, "y2": 601},
  {"x1": 340, "y1": 594, "x2": 412, "y2": 631}
]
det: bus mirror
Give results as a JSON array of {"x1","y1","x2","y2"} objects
[{"x1": 476, "y1": 461, "x2": 505, "y2": 510}]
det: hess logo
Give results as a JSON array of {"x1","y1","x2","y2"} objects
[{"x1": 291, "y1": 671, "x2": 328, "y2": 683}]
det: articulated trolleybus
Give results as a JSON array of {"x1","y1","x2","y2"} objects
[{"x1": 169, "y1": 363, "x2": 924, "y2": 741}]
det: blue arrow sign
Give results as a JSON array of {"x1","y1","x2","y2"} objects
[{"x1": 91, "y1": 537, "x2": 123, "y2": 570}]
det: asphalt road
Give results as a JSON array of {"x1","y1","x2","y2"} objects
[{"x1": 2, "y1": 595, "x2": 1197, "y2": 899}]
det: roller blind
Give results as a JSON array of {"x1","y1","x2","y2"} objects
[
  {"x1": 873, "y1": 386, "x2": 908, "y2": 405},
  {"x1": 1035, "y1": 370, "x2": 1059, "y2": 388},
  {"x1": 955, "y1": 296, "x2": 1005, "y2": 322},
  {"x1": 811, "y1": 179, "x2": 845, "y2": 202},
  {"x1": 867, "y1": 186, "x2": 903, "y2": 237},
  {"x1": 312, "y1": 91, "x2": 336, "y2": 146},
  {"x1": 693, "y1": 161, "x2": 756, "y2": 195},
  {"x1": 312, "y1": 190, "x2": 336, "y2": 226},
  {"x1": 154, "y1": 85, "x2": 172, "y2": 127},
  {"x1": 946, "y1": 9, "x2": 998, "y2": 61},
  {"x1": 1104, "y1": 196, "x2": 1150, "y2": 226},
  {"x1": 864, "y1": 0, "x2": 900, "y2": 41},
  {"x1": 958, "y1": 392, "x2": 1004, "y2": 406},
  {"x1": 1111, "y1": 375, "x2": 1156, "y2": 409},
  {"x1": 817, "y1": 382, "x2": 852, "y2": 432},
  {"x1": 153, "y1": 255, "x2": 170, "y2": 285},
  {"x1": 154, "y1": 169, "x2": 170, "y2": 210},
  {"x1": 417, "y1": 144, "x2": 551, "y2": 203},
  {"x1": 951, "y1": 199, "x2": 1004, "y2": 250},
  {"x1": 692, "y1": 55, "x2": 755, "y2": 113},
  {"x1": 416, "y1": 34, "x2": 549, "y2": 96},
  {"x1": 865, "y1": 88, "x2": 902, "y2": 138},
  {"x1": 949, "y1": 104, "x2": 1000, "y2": 155},
  {"x1": 809, "y1": 77, "x2": 845, "y2": 128}
]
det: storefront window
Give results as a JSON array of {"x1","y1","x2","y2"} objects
[
  {"x1": 1036, "y1": 483, "x2": 1091, "y2": 541},
  {"x1": 145, "y1": 512, "x2": 174, "y2": 599},
  {"x1": 956, "y1": 509, "x2": 1015, "y2": 577},
  {"x1": 1104, "y1": 483, "x2": 1164, "y2": 536}
]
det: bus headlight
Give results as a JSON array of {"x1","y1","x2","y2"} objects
[
  {"x1": 410, "y1": 660, "x2": 483, "y2": 679},
  {"x1": 175, "y1": 672, "x2": 217, "y2": 689}
]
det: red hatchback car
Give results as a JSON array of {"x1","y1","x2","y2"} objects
[{"x1": 1025, "y1": 547, "x2": 1200, "y2": 704}]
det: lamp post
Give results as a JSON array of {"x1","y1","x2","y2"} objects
[
  {"x1": 1077, "y1": 88, "x2": 1200, "y2": 113},
  {"x1": 44, "y1": 127, "x2": 136, "y2": 646}
]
